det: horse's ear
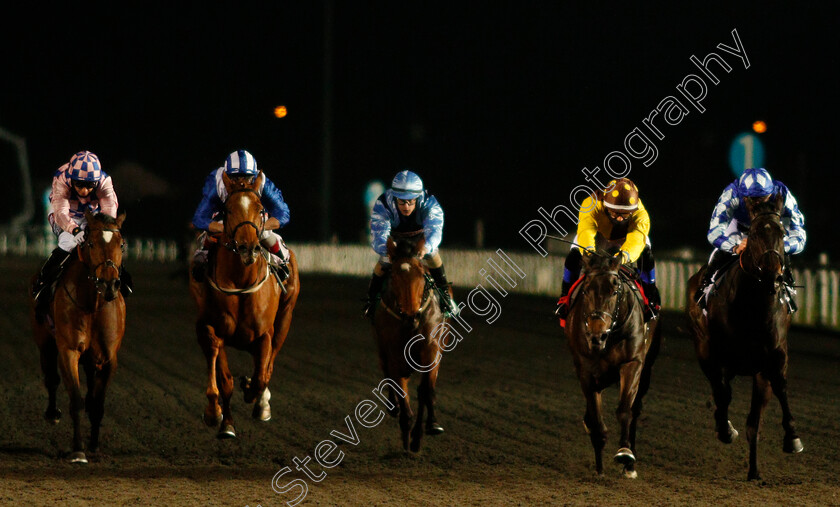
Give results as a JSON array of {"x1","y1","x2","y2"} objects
[
  {"x1": 581, "y1": 249, "x2": 593, "y2": 270},
  {"x1": 774, "y1": 191, "x2": 784, "y2": 212},
  {"x1": 386, "y1": 237, "x2": 396, "y2": 259},
  {"x1": 116, "y1": 211, "x2": 126, "y2": 229},
  {"x1": 416, "y1": 237, "x2": 426, "y2": 257},
  {"x1": 255, "y1": 171, "x2": 265, "y2": 192},
  {"x1": 84, "y1": 210, "x2": 94, "y2": 225},
  {"x1": 222, "y1": 170, "x2": 233, "y2": 192},
  {"x1": 608, "y1": 255, "x2": 622, "y2": 271}
]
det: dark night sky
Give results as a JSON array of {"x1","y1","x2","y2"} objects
[{"x1": 2, "y1": 3, "x2": 838, "y2": 259}]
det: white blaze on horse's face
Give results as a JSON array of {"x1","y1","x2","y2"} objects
[
  {"x1": 102, "y1": 231, "x2": 114, "y2": 244},
  {"x1": 400, "y1": 263, "x2": 411, "y2": 272},
  {"x1": 239, "y1": 192, "x2": 254, "y2": 214}
]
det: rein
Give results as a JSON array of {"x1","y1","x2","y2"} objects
[
  {"x1": 223, "y1": 187, "x2": 266, "y2": 254},
  {"x1": 581, "y1": 271, "x2": 626, "y2": 336},
  {"x1": 738, "y1": 211, "x2": 785, "y2": 288},
  {"x1": 207, "y1": 250, "x2": 273, "y2": 295},
  {"x1": 65, "y1": 227, "x2": 125, "y2": 311},
  {"x1": 380, "y1": 273, "x2": 436, "y2": 323}
]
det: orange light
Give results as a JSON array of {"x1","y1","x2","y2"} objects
[
  {"x1": 752, "y1": 120, "x2": 767, "y2": 134},
  {"x1": 274, "y1": 105, "x2": 287, "y2": 119}
]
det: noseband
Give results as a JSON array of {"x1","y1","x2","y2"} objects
[
  {"x1": 381, "y1": 271, "x2": 436, "y2": 323},
  {"x1": 740, "y1": 211, "x2": 785, "y2": 289},
  {"x1": 79, "y1": 228, "x2": 124, "y2": 295},
  {"x1": 223, "y1": 187, "x2": 266, "y2": 254},
  {"x1": 581, "y1": 271, "x2": 625, "y2": 336}
]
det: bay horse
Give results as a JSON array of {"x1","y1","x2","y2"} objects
[
  {"x1": 30, "y1": 211, "x2": 127, "y2": 464},
  {"x1": 189, "y1": 171, "x2": 300, "y2": 439},
  {"x1": 686, "y1": 193, "x2": 803, "y2": 480},
  {"x1": 372, "y1": 233, "x2": 447, "y2": 452},
  {"x1": 563, "y1": 251, "x2": 661, "y2": 478}
]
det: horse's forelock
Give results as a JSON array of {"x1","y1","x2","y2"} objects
[{"x1": 394, "y1": 239, "x2": 416, "y2": 260}]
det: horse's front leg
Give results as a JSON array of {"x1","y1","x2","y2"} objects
[
  {"x1": 396, "y1": 376, "x2": 413, "y2": 451},
  {"x1": 746, "y1": 374, "x2": 772, "y2": 481},
  {"x1": 698, "y1": 357, "x2": 738, "y2": 444},
  {"x1": 615, "y1": 360, "x2": 643, "y2": 478},
  {"x1": 767, "y1": 351, "x2": 803, "y2": 455},
  {"x1": 57, "y1": 346, "x2": 86, "y2": 463},
  {"x1": 216, "y1": 346, "x2": 236, "y2": 439},
  {"x1": 197, "y1": 323, "x2": 222, "y2": 427},
  {"x1": 37, "y1": 335, "x2": 62, "y2": 424},
  {"x1": 580, "y1": 379, "x2": 607, "y2": 475},
  {"x1": 247, "y1": 331, "x2": 273, "y2": 421},
  {"x1": 87, "y1": 354, "x2": 117, "y2": 453}
]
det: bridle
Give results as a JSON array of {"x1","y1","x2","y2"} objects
[
  {"x1": 222, "y1": 187, "x2": 267, "y2": 256},
  {"x1": 739, "y1": 210, "x2": 785, "y2": 289},
  {"x1": 380, "y1": 273, "x2": 435, "y2": 323},
  {"x1": 78, "y1": 227, "x2": 125, "y2": 295},
  {"x1": 580, "y1": 270, "x2": 626, "y2": 336}
]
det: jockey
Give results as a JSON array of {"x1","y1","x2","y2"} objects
[
  {"x1": 32, "y1": 151, "x2": 132, "y2": 321},
  {"x1": 364, "y1": 170, "x2": 459, "y2": 318},
  {"x1": 191, "y1": 149, "x2": 290, "y2": 281},
  {"x1": 697, "y1": 167, "x2": 805, "y2": 308},
  {"x1": 556, "y1": 178, "x2": 661, "y2": 321}
]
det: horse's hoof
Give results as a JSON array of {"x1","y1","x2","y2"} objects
[
  {"x1": 69, "y1": 451, "x2": 88, "y2": 464},
  {"x1": 425, "y1": 423, "x2": 444, "y2": 435},
  {"x1": 716, "y1": 420, "x2": 739, "y2": 444},
  {"x1": 409, "y1": 439, "x2": 421, "y2": 453},
  {"x1": 252, "y1": 405, "x2": 271, "y2": 422},
  {"x1": 203, "y1": 410, "x2": 222, "y2": 427},
  {"x1": 239, "y1": 376, "x2": 252, "y2": 392},
  {"x1": 614, "y1": 448, "x2": 635, "y2": 466},
  {"x1": 784, "y1": 437, "x2": 804, "y2": 454},
  {"x1": 217, "y1": 422, "x2": 236, "y2": 439},
  {"x1": 44, "y1": 408, "x2": 61, "y2": 425},
  {"x1": 623, "y1": 469, "x2": 638, "y2": 479}
]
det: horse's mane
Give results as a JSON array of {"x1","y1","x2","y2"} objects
[
  {"x1": 751, "y1": 199, "x2": 780, "y2": 218},
  {"x1": 585, "y1": 252, "x2": 620, "y2": 273},
  {"x1": 393, "y1": 238, "x2": 419, "y2": 260},
  {"x1": 89, "y1": 212, "x2": 119, "y2": 226}
]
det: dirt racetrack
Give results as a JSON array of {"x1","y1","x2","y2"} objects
[{"x1": 1, "y1": 257, "x2": 839, "y2": 506}]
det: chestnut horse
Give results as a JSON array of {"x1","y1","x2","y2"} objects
[
  {"x1": 686, "y1": 194, "x2": 803, "y2": 480},
  {"x1": 372, "y1": 234, "x2": 446, "y2": 452},
  {"x1": 564, "y1": 252, "x2": 661, "y2": 478},
  {"x1": 189, "y1": 171, "x2": 300, "y2": 439},
  {"x1": 31, "y1": 211, "x2": 127, "y2": 464}
]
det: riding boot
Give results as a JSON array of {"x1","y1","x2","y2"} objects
[
  {"x1": 429, "y1": 266, "x2": 460, "y2": 317},
  {"x1": 640, "y1": 282, "x2": 661, "y2": 322},
  {"x1": 695, "y1": 250, "x2": 733, "y2": 304},
  {"x1": 555, "y1": 279, "x2": 575, "y2": 319},
  {"x1": 192, "y1": 249, "x2": 208, "y2": 282},
  {"x1": 363, "y1": 272, "x2": 386, "y2": 319},
  {"x1": 782, "y1": 256, "x2": 798, "y2": 313},
  {"x1": 120, "y1": 266, "x2": 134, "y2": 297},
  {"x1": 33, "y1": 247, "x2": 72, "y2": 323}
]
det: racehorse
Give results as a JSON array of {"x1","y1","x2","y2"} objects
[
  {"x1": 686, "y1": 193, "x2": 803, "y2": 480},
  {"x1": 31, "y1": 211, "x2": 127, "y2": 464},
  {"x1": 189, "y1": 171, "x2": 300, "y2": 439},
  {"x1": 564, "y1": 251, "x2": 661, "y2": 478},
  {"x1": 372, "y1": 233, "x2": 446, "y2": 452}
]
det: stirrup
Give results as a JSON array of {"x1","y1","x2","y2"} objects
[
  {"x1": 192, "y1": 261, "x2": 207, "y2": 282},
  {"x1": 362, "y1": 298, "x2": 378, "y2": 319}
]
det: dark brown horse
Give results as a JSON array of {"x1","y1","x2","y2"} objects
[
  {"x1": 564, "y1": 252, "x2": 661, "y2": 478},
  {"x1": 31, "y1": 211, "x2": 127, "y2": 464},
  {"x1": 686, "y1": 194, "x2": 803, "y2": 480},
  {"x1": 372, "y1": 234, "x2": 446, "y2": 452},
  {"x1": 189, "y1": 171, "x2": 300, "y2": 439}
]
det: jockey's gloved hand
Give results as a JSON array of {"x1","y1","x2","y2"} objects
[{"x1": 72, "y1": 227, "x2": 86, "y2": 246}]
